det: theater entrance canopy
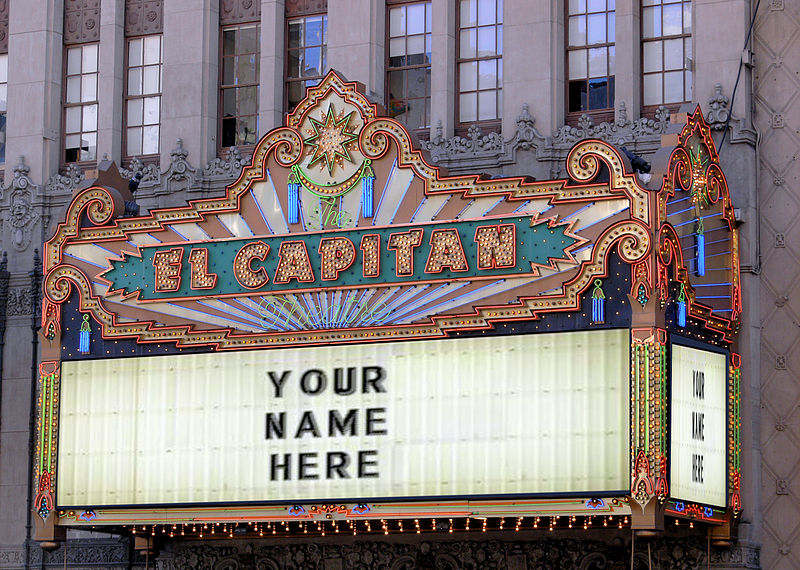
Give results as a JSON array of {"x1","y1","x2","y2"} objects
[{"x1": 34, "y1": 71, "x2": 742, "y2": 541}]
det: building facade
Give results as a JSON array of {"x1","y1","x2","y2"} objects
[{"x1": 0, "y1": 0, "x2": 794, "y2": 568}]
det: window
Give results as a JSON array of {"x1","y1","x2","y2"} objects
[
  {"x1": 286, "y1": 15, "x2": 327, "y2": 112},
  {"x1": 0, "y1": 54, "x2": 7, "y2": 165},
  {"x1": 642, "y1": 0, "x2": 692, "y2": 106},
  {"x1": 125, "y1": 35, "x2": 162, "y2": 157},
  {"x1": 457, "y1": 0, "x2": 503, "y2": 124},
  {"x1": 387, "y1": 2, "x2": 432, "y2": 132},
  {"x1": 220, "y1": 24, "x2": 260, "y2": 148},
  {"x1": 64, "y1": 44, "x2": 99, "y2": 163},
  {"x1": 567, "y1": 0, "x2": 615, "y2": 114}
]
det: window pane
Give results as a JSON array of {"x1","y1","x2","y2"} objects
[
  {"x1": 685, "y1": 69, "x2": 693, "y2": 100},
  {"x1": 67, "y1": 48, "x2": 81, "y2": 75},
  {"x1": 306, "y1": 16, "x2": 323, "y2": 45},
  {"x1": 588, "y1": 77, "x2": 608, "y2": 109},
  {"x1": 0, "y1": 55, "x2": 7, "y2": 83},
  {"x1": 238, "y1": 115, "x2": 257, "y2": 145},
  {"x1": 459, "y1": 92, "x2": 477, "y2": 122},
  {"x1": 478, "y1": 0, "x2": 497, "y2": 25},
  {"x1": 568, "y1": 16, "x2": 586, "y2": 46},
  {"x1": 460, "y1": 29, "x2": 477, "y2": 58},
  {"x1": 408, "y1": 4, "x2": 425, "y2": 34},
  {"x1": 642, "y1": 6, "x2": 661, "y2": 38},
  {"x1": 287, "y1": 50, "x2": 302, "y2": 79},
  {"x1": 460, "y1": 0, "x2": 477, "y2": 27},
  {"x1": 478, "y1": 58, "x2": 497, "y2": 89},
  {"x1": 407, "y1": 67, "x2": 427, "y2": 98},
  {"x1": 143, "y1": 65, "x2": 160, "y2": 94},
  {"x1": 478, "y1": 90, "x2": 497, "y2": 120},
  {"x1": 477, "y1": 26, "x2": 496, "y2": 56},
  {"x1": 303, "y1": 48, "x2": 321, "y2": 77},
  {"x1": 81, "y1": 74, "x2": 97, "y2": 102},
  {"x1": 221, "y1": 115, "x2": 237, "y2": 147},
  {"x1": 288, "y1": 21, "x2": 303, "y2": 49},
  {"x1": 238, "y1": 86, "x2": 258, "y2": 116},
  {"x1": 128, "y1": 68, "x2": 142, "y2": 96},
  {"x1": 127, "y1": 127, "x2": 142, "y2": 156},
  {"x1": 608, "y1": 12, "x2": 615, "y2": 41},
  {"x1": 663, "y1": 4, "x2": 682, "y2": 35},
  {"x1": 588, "y1": 47, "x2": 607, "y2": 77},
  {"x1": 459, "y1": 61, "x2": 478, "y2": 91},
  {"x1": 127, "y1": 98, "x2": 143, "y2": 126},
  {"x1": 608, "y1": 45, "x2": 615, "y2": 74},
  {"x1": 239, "y1": 25, "x2": 258, "y2": 54},
  {"x1": 426, "y1": 3, "x2": 432, "y2": 32},
  {"x1": 568, "y1": 80, "x2": 587, "y2": 112},
  {"x1": 222, "y1": 88, "x2": 237, "y2": 117},
  {"x1": 143, "y1": 36, "x2": 161, "y2": 65},
  {"x1": 408, "y1": 35, "x2": 425, "y2": 59},
  {"x1": 568, "y1": 49, "x2": 587, "y2": 80},
  {"x1": 643, "y1": 74, "x2": 662, "y2": 105},
  {"x1": 587, "y1": 13, "x2": 606, "y2": 44},
  {"x1": 568, "y1": 0, "x2": 586, "y2": 14},
  {"x1": 237, "y1": 54, "x2": 258, "y2": 83},
  {"x1": 683, "y1": 2, "x2": 692, "y2": 33},
  {"x1": 82, "y1": 132, "x2": 97, "y2": 161},
  {"x1": 223, "y1": 29, "x2": 237, "y2": 55},
  {"x1": 82, "y1": 44, "x2": 98, "y2": 73},
  {"x1": 664, "y1": 70, "x2": 684, "y2": 102},
  {"x1": 390, "y1": 7, "x2": 406, "y2": 37},
  {"x1": 128, "y1": 38, "x2": 143, "y2": 67},
  {"x1": 0, "y1": 85, "x2": 6, "y2": 112},
  {"x1": 66, "y1": 76, "x2": 81, "y2": 103},
  {"x1": 664, "y1": 38, "x2": 683, "y2": 70},
  {"x1": 587, "y1": 0, "x2": 605, "y2": 12},
  {"x1": 643, "y1": 41, "x2": 662, "y2": 73},
  {"x1": 389, "y1": 70, "x2": 406, "y2": 102},
  {"x1": 65, "y1": 106, "x2": 81, "y2": 133},
  {"x1": 142, "y1": 125, "x2": 159, "y2": 154},
  {"x1": 143, "y1": 96, "x2": 160, "y2": 125},
  {"x1": 65, "y1": 134, "x2": 81, "y2": 151},
  {"x1": 82, "y1": 104, "x2": 97, "y2": 131}
]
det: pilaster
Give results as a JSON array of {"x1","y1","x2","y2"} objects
[
  {"x1": 97, "y1": 0, "x2": 124, "y2": 164},
  {"x1": 614, "y1": 0, "x2": 640, "y2": 119},
  {"x1": 260, "y1": 0, "x2": 285, "y2": 134},
  {"x1": 429, "y1": 0, "x2": 455, "y2": 139}
]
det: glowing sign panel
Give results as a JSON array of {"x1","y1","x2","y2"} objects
[
  {"x1": 670, "y1": 343, "x2": 727, "y2": 507},
  {"x1": 56, "y1": 330, "x2": 629, "y2": 507}
]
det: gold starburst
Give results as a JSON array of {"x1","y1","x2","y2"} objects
[{"x1": 305, "y1": 105, "x2": 359, "y2": 175}]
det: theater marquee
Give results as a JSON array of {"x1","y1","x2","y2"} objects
[{"x1": 36, "y1": 72, "x2": 743, "y2": 534}]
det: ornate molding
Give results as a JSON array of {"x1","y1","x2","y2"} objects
[
  {"x1": 3, "y1": 158, "x2": 40, "y2": 252},
  {"x1": 160, "y1": 139, "x2": 197, "y2": 195},
  {"x1": 707, "y1": 83, "x2": 731, "y2": 131},
  {"x1": 119, "y1": 156, "x2": 160, "y2": 188},
  {"x1": 200, "y1": 146, "x2": 249, "y2": 182},
  {"x1": 0, "y1": 0, "x2": 8, "y2": 53},
  {"x1": 220, "y1": 0, "x2": 260, "y2": 25},
  {"x1": 45, "y1": 164, "x2": 85, "y2": 196},
  {"x1": 6, "y1": 287, "x2": 32, "y2": 316},
  {"x1": 552, "y1": 103, "x2": 671, "y2": 146},
  {"x1": 64, "y1": 0, "x2": 100, "y2": 45},
  {"x1": 124, "y1": 0, "x2": 163, "y2": 36}
]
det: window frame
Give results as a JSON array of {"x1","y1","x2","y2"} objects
[
  {"x1": 62, "y1": 43, "x2": 100, "y2": 166},
  {"x1": 385, "y1": 0, "x2": 433, "y2": 137},
  {"x1": 564, "y1": 0, "x2": 616, "y2": 125},
  {"x1": 123, "y1": 34, "x2": 163, "y2": 161},
  {"x1": 284, "y1": 12, "x2": 328, "y2": 114},
  {"x1": 455, "y1": 0, "x2": 503, "y2": 133},
  {"x1": 218, "y1": 22, "x2": 261, "y2": 154},
  {"x1": 640, "y1": 0, "x2": 693, "y2": 117}
]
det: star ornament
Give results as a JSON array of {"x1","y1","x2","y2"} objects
[{"x1": 305, "y1": 105, "x2": 359, "y2": 175}]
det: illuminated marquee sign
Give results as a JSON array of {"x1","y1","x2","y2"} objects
[
  {"x1": 56, "y1": 330, "x2": 630, "y2": 507},
  {"x1": 669, "y1": 343, "x2": 727, "y2": 507},
  {"x1": 102, "y1": 215, "x2": 582, "y2": 300}
]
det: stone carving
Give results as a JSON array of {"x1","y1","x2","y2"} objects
[
  {"x1": 286, "y1": 0, "x2": 328, "y2": 17},
  {"x1": 120, "y1": 156, "x2": 160, "y2": 188},
  {"x1": 161, "y1": 139, "x2": 196, "y2": 195},
  {"x1": 39, "y1": 538, "x2": 128, "y2": 566},
  {"x1": 508, "y1": 103, "x2": 545, "y2": 151},
  {"x1": 707, "y1": 84, "x2": 731, "y2": 131},
  {"x1": 220, "y1": 0, "x2": 260, "y2": 25},
  {"x1": 552, "y1": 104, "x2": 671, "y2": 146},
  {"x1": 421, "y1": 122, "x2": 504, "y2": 163},
  {"x1": 6, "y1": 287, "x2": 32, "y2": 316},
  {"x1": 63, "y1": 0, "x2": 100, "y2": 45},
  {"x1": 45, "y1": 163, "x2": 84, "y2": 195},
  {"x1": 201, "y1": 146, "x2": 249, "y2": 182},
  {"x1": 124, "y1": 0, "x2": 163, "y2": 36},
  {"x1": 150, "y1": 536, "x2": 758, "y2": 569},
  {"x1": 0, "y1": 0, "x2": 8, "y2": 53},
  {"x1": 5, "y1": 158, "x2": 40, "y2": 252}
]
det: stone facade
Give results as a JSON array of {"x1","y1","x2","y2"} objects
[{"x1": 0, "y1": 0, "x2": 787, "y2": 567}]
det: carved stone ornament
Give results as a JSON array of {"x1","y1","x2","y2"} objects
[
  {"x1": 119, "y1": 156, "x2": 160, "y2": 188},
  {"x1": 124, "y1": 0, "x2": 163, "y2": 36},
  {"x1": 552, "y1": 104, "x2": 671, "y2": 146},
  {"x1": 160, "y1": 139, "x2": 197, "y2": 195},
  {"x1": 45, "y1": 163, "x2": 85, "y2": 195},
  {"x1": 200, "y1": 146, "x2": 249, "y2": 182},
  {"x1": 220, "y1": 0, "x2": 261, "y2": 25},
  {"x1": 64, "y1": 0, "x2": 100, "y2": 45},
  {"x1": 706, "y1": 83, "x2": 731, "y2": 131},
  {"x1": 5, "y1": 157, "x2": 40, "y2": 251},
  {"x1": 6, "y1": 287, "x2": 32, "y2": 316},
  {"x1": 0, "y1": 0, "x2": 9, "y2": 53}
]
